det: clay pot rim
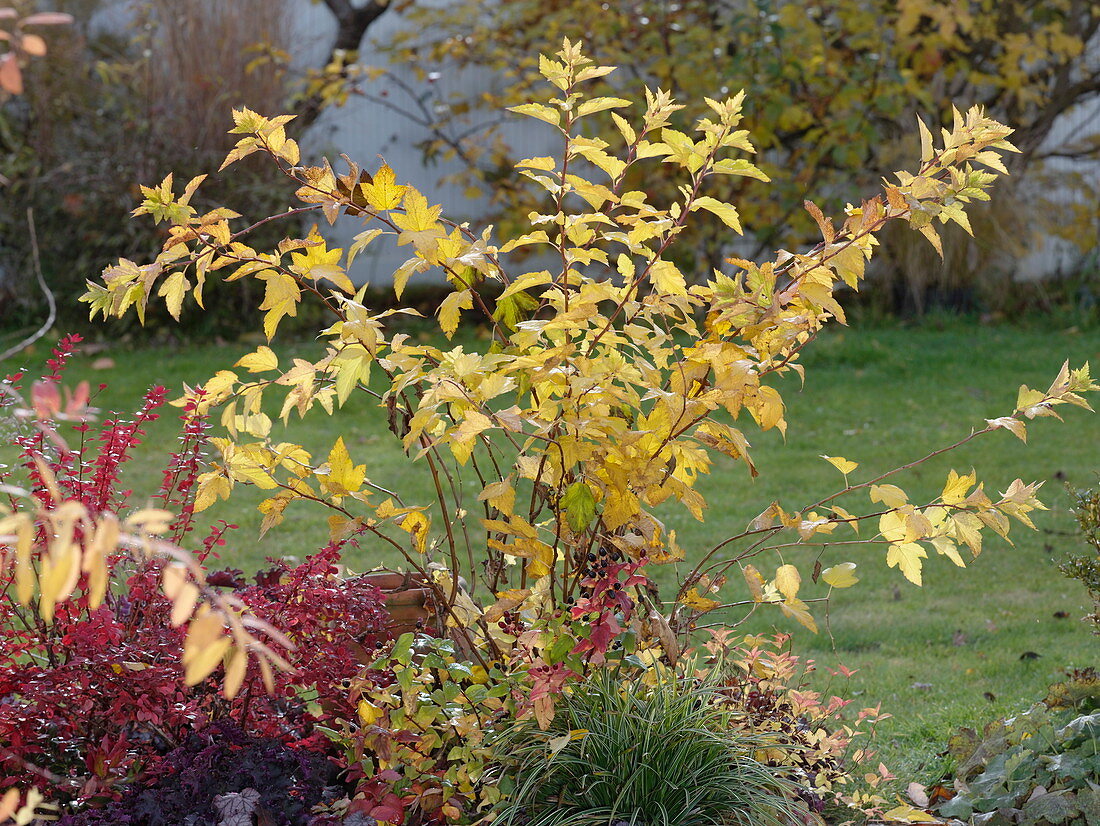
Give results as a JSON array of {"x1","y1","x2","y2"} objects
[{"x1": 357, "y1": 570, "x2": 430, "y2": 590}]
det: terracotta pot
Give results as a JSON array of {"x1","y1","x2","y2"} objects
[{"x1": 359, "y1": 571, "x2": 440, "y2": 638}]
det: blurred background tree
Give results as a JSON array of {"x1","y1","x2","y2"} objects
[
  {"x1": 0, "y1": 0, "x2": 295, "y2": 337},
  {"x1": 3, "y1": 0, "x2": 1098, "y2": 333},
  {"x1": 363, "y1": 0, "x2": 1100, "y2": 315}
]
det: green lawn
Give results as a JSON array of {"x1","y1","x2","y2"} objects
[{"x1": 3, "y1": 321, "x2": 1098, "y2": 783}]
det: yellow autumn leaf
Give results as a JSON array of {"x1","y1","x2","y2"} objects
[
  {"x1": 223, "y1": 648, "x2": 247, "y2": 700},
  {"x1": 576, "y1": 96, "x2": 632, "y2": 118},
  {"x1": 691, "y1": 196, "x2": 743, "y2": 233},
  {"x1": 779, "y1": 596, "x2": 818, "y2": 633},
  {"x1": 774, "y1": 563, "x2": 801, "y2": 600},
  {"x1": 257, "y1": 271, "x2": 301, "y2": 340},
  {"x1": 438, "y1": 289, "x2": 474, "y2": 337},
  {"x1": 680, "y1": 588, "x2": 721, "y2": 612},
  {"x1": 886, "y1": 542, "x2": 927, "y2": 586},
  {"x1": 507, "y1": 102, "x2": 562, "y2": 127},
  {"x1": 399, "y1": 510, "x2": 431, "y2": 553},
  {"x1": 469, "y1": 665, "x2": 490, "y2": 685},
  {"x1": 332, "y1": 347, "x2": 372, "y2": 406},
  {"x1": 194, "y1": 472, "x2": 231, "y2": 513},
  {"x1": 650, "y1": 259, "x2": 686, "y2": 295},
  {"x1": 931, "y1": 536, "x2": 965, "y2": 567},
  {"x1": 821, "y1": 454, "x2": 859, "y2": 475},
  {"x1": 879, "y1": 510, "x2": 908, "y2": 542},
  {"x1": 870, "y1": 484, "x2": 908, "y2": 508},
  {"x1": 985, "y1": 416, "x2": 1027, "y2": 443},
  {"x1": 742, "y1": 564, "x2": 766, "y2": 602},
  {"x1": 916, "y1": 116, "x2": 935, "y2": 164},
  {"x1": 821, "y1": 562, "x2": 859, "y2": 588},
  {"x1": 450, "y1": 409, "x2": 494, "y2": 464},
  {"x1": 182, "y1": 611, "x2": 231, "y2": 685},
  {"x1": 290, "y1": 230, "x2": 354, "y2": 294},
  {"x1": 169, "y1": 581, "x2": 200, "y2": 627},
  {"x1": 478, "y1": 479, "x2": 516, "y2": 514},
  {"x1": 394, "y1": 189, "x2": 443, "y2": 234},
  {"x1": 320, "y1": 436, "x2": 367, "y2": 496},
  {"x1": 940, "y1": 469, "x2": 976, "y2": 506},
  {"x1": 430, "y1": 568, "x2": 483, "y2": 626},
  {"x1": 358, "y1": 699, "x2": 384, "y2": 725},
  {"x1": 751, "y1": 385, "x2": 786, "y2": 434},
  {"x1": 522, "y1": 541, "x2": 556, "y2": 579},
  {"x1": 361, "y1": 163, "x2": 406, "y2": 210},
  {"x1": 831, "y1": 504, "x2": 860, "y2": 534},
  {"x1": 258, "y1": 495, "x2": 290, "y2": 538},
  {"x1": 951, "y1": 512, "x2": 984, "y2": 556},
  {"x1": 236, "y1": 345, "x2": 279, "y2": 373},
  {"x1": 84, "y1": 516, "x2": 115, "y2": 610},
  {"x1": 158, "y1": 271, "x2": 189, "y2": 320},
  {"x1": 9, "y1": 515, "x2": 35, "y2": 605},
  {"x1": 883, "y1": 803, "x2": 942, "y2": 824},
  {"x1": 611, "y1": 111, "x2": 636, "y2": 144}
]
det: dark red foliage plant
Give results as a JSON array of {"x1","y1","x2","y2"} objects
[
  {"x1": 0, "y1": 339, "x2": 390, "y2": 816},
  {"x1": 230, "y1": 544, "x2": 391, "y2": 740}
]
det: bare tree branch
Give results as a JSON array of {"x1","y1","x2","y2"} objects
[
  {"x1": 293, "y1": 0, "x2": 393, "y2": 131},
  {"x1": 1, "y1": 209, "x2": 55, "y2": 363}
]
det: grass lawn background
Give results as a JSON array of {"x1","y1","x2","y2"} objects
[{"x1": 3, "y1": 320, "x2": 1098, "y2": 784}]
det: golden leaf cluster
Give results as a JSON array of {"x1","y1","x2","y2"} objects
[{"x1": 81, "y1": 39, "x2": 1095, "y2": 647}]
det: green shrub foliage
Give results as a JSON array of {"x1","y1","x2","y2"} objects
[
  {"x1": 1062, "y1": 485, "x2": 1100, "y2": 632},
  {"x1": 935, "y1": 670, "x2": 1100, "y2": 826}
]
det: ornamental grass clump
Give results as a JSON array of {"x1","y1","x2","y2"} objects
[{"x1": 493, "y1": 671, "x2": 803, "y2": 826}]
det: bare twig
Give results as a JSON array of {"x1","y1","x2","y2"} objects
[{"x1": 1, "y1": 209, "x2": 56, "y2": 362}]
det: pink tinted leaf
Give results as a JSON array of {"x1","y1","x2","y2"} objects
[
  {"x1": 0, "y1": 52, "x2": 23, "y2": 95},
  {"x1": 21, "y1": 12, "x2": 75, "y2": 25}
]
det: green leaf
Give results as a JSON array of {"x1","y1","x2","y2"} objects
[
  {"x1": 392, "y1": 633, "x2": 416, "y2": 666},
  {"x1": 561, "y1": 481, "x2": 597, "y2": 531},
  {"x1": 493, "y1": 290, "x2": 539, "y2": 331},
  {"x1": 547, "y1": 632, "x2": 577, "y2": 664}
]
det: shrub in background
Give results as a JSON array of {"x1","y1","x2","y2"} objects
[
  {"x1": 0, "y1": 7, "x2": 72, "y2": 98},
  {"x1": 1061, "y1": 484, "x2": 1100, "y2": 632},
  {"x1": 0, "y1": 0, "x2": 295, "y2": 336},
  {"x1": 371, "y1": 0, "x2": 1100, "y2": 312}
]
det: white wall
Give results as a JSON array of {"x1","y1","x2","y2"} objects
[
  {"x1": 1013, "y1": 95, "x2": 1100, "y2": 282},
  {"x1": 297, "y1": 1, "x2": 557, "y2": 286}
]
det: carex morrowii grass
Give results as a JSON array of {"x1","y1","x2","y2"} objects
[{"x1": 492, "y1": 669, "x2": 805, "y2": 826}]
